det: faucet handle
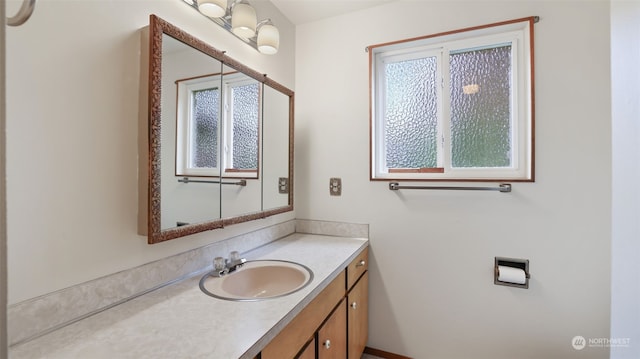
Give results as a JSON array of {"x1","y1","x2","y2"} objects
[
  {"x1": 226, "y1": 251, "x2": 247, "y2": 274},
  {"x1": 229, "y1": 251, "x2": 241, "y2": 262},
  {"x1": 213, "y1": 257, "x2": 226, "y2": 272},
  {"x1": 229, "y1": 251, "x2": 246, "y2": 265}
]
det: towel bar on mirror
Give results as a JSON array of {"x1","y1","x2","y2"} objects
[{"x1": 178, "y1": 177, "x2": 247, "y2": 186}]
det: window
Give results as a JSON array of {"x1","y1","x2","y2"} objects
[
  {"x1": 223, "y1": 74, "x2": 261, "y2": 175},
  {"x1": 176, "y1": 72, "x2": 261, "y2": 178},
  {"x1": 369, "y1": 17, "x2": 535, "y2": 181}
]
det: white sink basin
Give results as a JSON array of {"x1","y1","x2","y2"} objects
[{"x1": 199, "y1": 260, "x2": 314, "y2": 301}]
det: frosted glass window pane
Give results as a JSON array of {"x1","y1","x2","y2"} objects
[
  {"x1": 232, "y1": 83, "x2": 259, "y2": 169},
  {"x1": 384, "y1": 57, "x2": 438, "y2": 168},
  {"x1": 191, "y1": 88, "x2": 219, "y2": 168},
  {"x1": 449, "y1": 45, "x2": 512, "y2": 168}
]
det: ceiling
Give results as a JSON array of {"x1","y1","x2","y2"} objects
[{"x1": 268, "y1": 0, "x2": 393, "y2": 25}]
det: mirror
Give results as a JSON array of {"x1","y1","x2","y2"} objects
[
  {"x1": 262, "y1": 85, "x2": 292, "y2": 211},
  {"x1": 161, "y1": 34, "x2": 223, "y2": 230},
  {"x1": 220, "y1": 63, "x2": 262, "y2": 219},
  {"x1": 145, "y1": 15, "x2": 293, "y2": 244}
]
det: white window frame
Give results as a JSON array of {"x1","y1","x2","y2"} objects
[
  {"x1": 369, "y1": 18, "x2": 535, "y2": 181},
  {"x1": 175, "y1": 73, "x2": 261, "y2": 179},
  {"x1": 221, "y1": 73, "x2": 261, "y2": 178},
  {"x1": 176, "y1": 75, "x2": 221, "y2": 177}
]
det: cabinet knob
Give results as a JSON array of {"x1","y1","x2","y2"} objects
[
  {"x1": 356, "y1": 260, "x2": 366, "y2": 267},
  {"x1": 351, "y1": 301, "x2": 357, "y2": 310},
  {"x1": 323, "y1": 339, "x2": 331, "y2": 349}
]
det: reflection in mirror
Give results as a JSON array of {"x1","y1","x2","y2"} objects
[
  {"x1": 222, "y1": 70, "x2": 260, "y2": 178},
  {"x1": 220, "y1": 64, "x2": 262, "y2": 218},
  {"x1": 262, "y1": 84, "x2": 292, "y2": 211},
  {"x1": 176, "y1": 66, "x2": 261, "y2": 180},
  {"x1": 161, "y1": 34, "x2": 223, "y2": 231},
  {"x1": 145, "y1": 15, "x2": 294, "y2": 244},
  {"x1": 174, "y1": 70, "x2": 222, "y2": 178}
]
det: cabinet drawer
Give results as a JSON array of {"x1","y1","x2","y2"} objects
[{"x1": 346, "y1": 247, "x2": 369, "y2": 290}]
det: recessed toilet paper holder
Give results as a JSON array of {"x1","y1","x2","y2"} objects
[{"x1": 494, "y1": 257, "x2": 530, "y2": 289}]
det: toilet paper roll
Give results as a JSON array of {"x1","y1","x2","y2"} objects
[{"x1": 497, "y1": 265, "x2": 527, "y2": 285}]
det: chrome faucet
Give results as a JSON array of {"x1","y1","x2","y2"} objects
[{"x1": 211, "y1": 251, "x2": 247, "y2": 277}]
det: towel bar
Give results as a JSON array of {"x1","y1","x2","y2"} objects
[{"x1": 388, "y1": 182, "x2": 511, "y2": 192}]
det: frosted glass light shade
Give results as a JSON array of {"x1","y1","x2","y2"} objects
[
  {"x1": 232, "y1": 3, "x2": 257, "y2": 38},
  {"x1": 197, "y1": 0, "x2": 227, "y2": 18},
  {"x1": 257, "y1": 24, "x2": 279, "y2": 54}
]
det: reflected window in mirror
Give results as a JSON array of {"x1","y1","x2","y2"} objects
[
  {"x1": 176, "y1": 73, "x2": 260, "y2": 179},
  {"x1": 176, "y1": 75, "x2": 220, "y2": 177},
  {"x1": 224, "y1": 73, "x2": 260, "y2": 177}
]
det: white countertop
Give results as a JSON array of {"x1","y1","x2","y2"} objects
[{"x1": 9, "y1": 233, "x2": 369, "y2": 359}]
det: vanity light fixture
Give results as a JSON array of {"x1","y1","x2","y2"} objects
[{"x1": 182, "y1": 0, "x2": 280, "y2": 55}]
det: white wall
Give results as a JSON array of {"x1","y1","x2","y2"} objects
[
  {"x1": 296, "y1": 2, "x2": 612, "y2": 358},
  {"x1": 611, "y1": 1, "x2": 640, "y2": 358},
  {"x1": 5, "y1": 0, "x2": 295, "y2": 304}
]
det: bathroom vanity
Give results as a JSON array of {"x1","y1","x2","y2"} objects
[
  {"x1": 8, "y1": 233, "x2": 369, "y2": 359},
  {"x1": 262, "y1": 247, "x2": 368, "y2": 359}
]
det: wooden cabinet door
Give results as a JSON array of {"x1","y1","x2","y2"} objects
[
  {"x1": 296, "y1": 338, "x2": 315, "y2": 359},
  {"x1": 348, "y1": 271, "x2": 369, "y2": 359},
  {"x1": 261, "y1": 274, "x2": 345, "y2": 359},
  {"x1": 318, "y1": 299, "x2": 347, "y2": 359}
]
